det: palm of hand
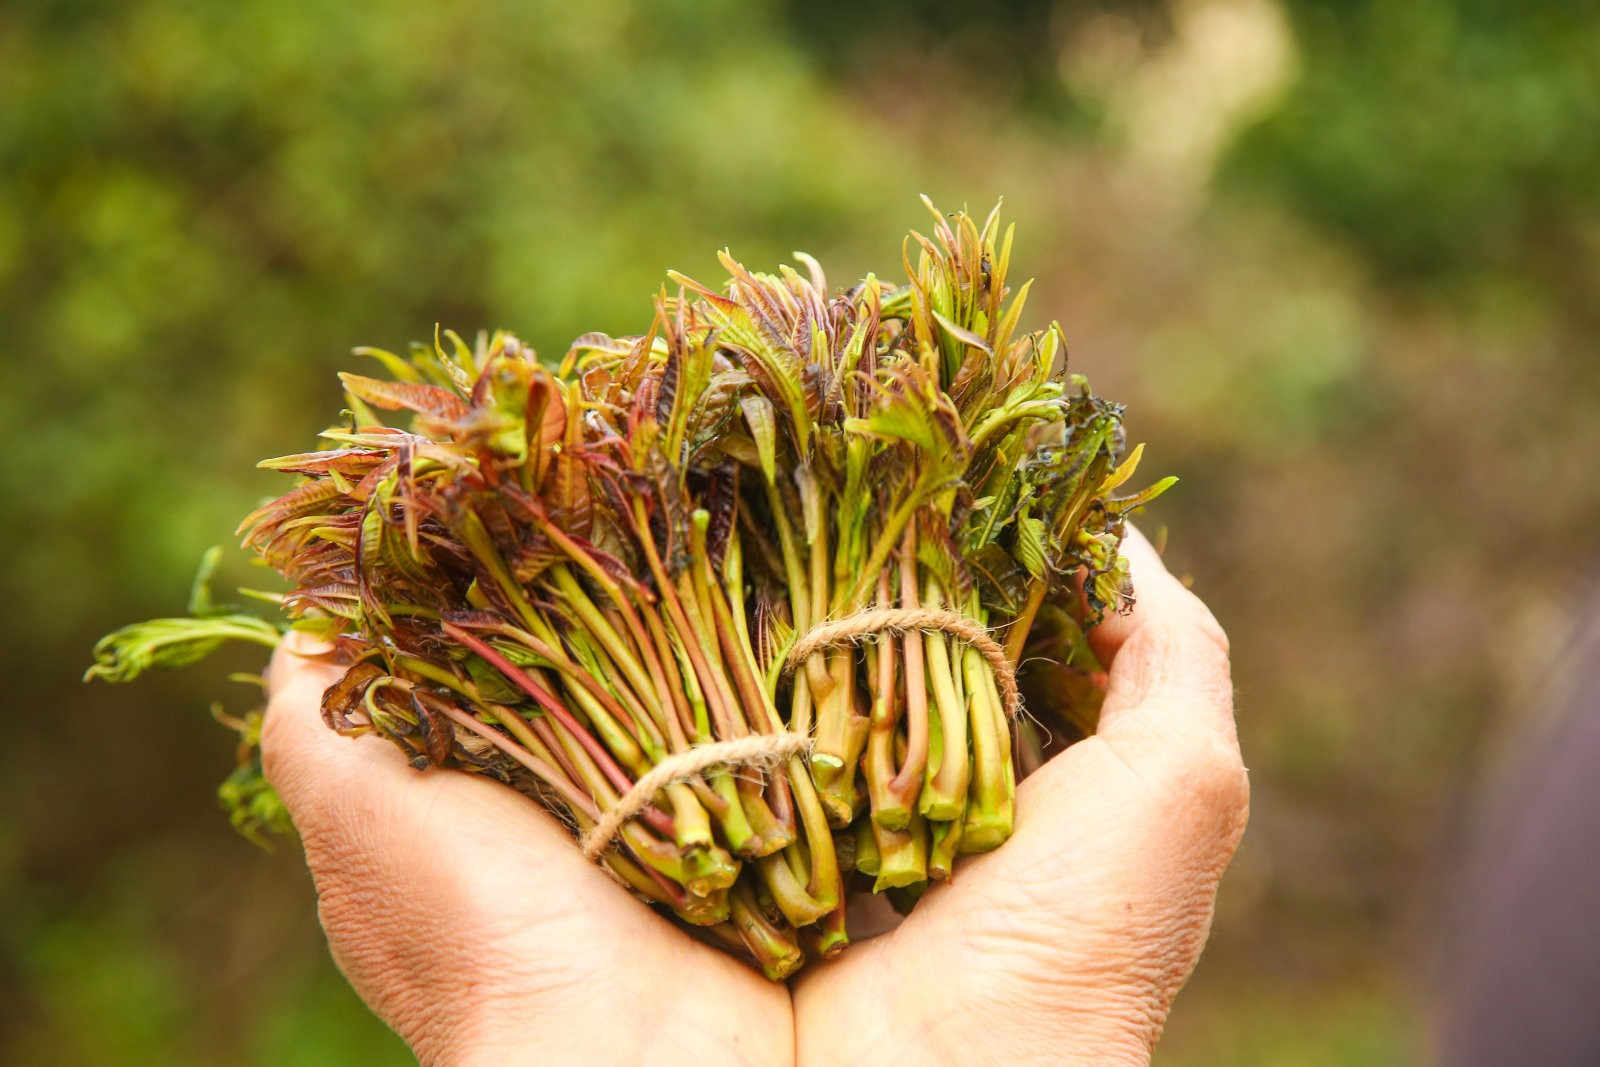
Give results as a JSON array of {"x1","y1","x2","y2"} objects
[
  {"x1": 263, "y1": 650, "x2": 790, "y2": 1067},
  {"x1": 262, "y1": 533, "x2": 1244, "y2": 1067}
]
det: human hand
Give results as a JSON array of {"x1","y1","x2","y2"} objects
[
  {"x1": 261, "y1": 632, "x2": 792, "y2": 1067},
  {"x1": 263, "y1": 525, "x2": 1245, "y2": 1066},
  {"x1": 792, "y1": 527, "x2": 1248, "y2": 1066}
]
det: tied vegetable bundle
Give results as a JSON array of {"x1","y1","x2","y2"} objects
[{"x1": 88, "y1": 201, "x2": 1173, "y2": 978}]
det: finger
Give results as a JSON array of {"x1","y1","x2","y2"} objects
[{"x1": 1086, "y1": 525, "x2": 1238, "y2": 752}]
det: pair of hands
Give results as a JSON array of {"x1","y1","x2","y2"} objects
[{"x1": 261, "y1": 530, "x2": 1248, "y2": 1066}]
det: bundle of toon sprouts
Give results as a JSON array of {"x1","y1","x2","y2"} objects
[{"x1": 88, "y1": 200, "x2": 1173, "y2": 978}]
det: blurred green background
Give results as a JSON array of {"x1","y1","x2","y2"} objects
[{"x1": 5, "y1": 0, "x2": 1597, "y2": 1062}]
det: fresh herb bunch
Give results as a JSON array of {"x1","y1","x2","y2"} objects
[{"x1": 88, "y1": 200, "x2": 1173, "y2": 978}]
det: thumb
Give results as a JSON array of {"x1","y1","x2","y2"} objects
[
  {"x1": 1009, "y1": 527, "x2": 1248, "y2": 925},
  {"x1": 963, "y1": 530, "x2": 1247, "y2": 1050}
]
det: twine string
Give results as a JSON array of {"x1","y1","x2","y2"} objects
[
  {"x1": 581, "y1": 607, "x2": 1020, "y2": 861},
  {"x1": 578, "y1": 733, "x2": 809, "y2": 860},
  {"x1": 783, "y1": 607, "x2": 1021, "y2": 720}
]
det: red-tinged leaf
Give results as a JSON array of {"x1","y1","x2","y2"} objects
[
  {"x1": 703, "y1": 462, "x2": 738, "y2": 566},
  {"x1": 347, "y1": 455, "x2": 402, "y2": 503},
  {"x1": 338, "y1": 373, "x2": 468, "y2": 421},
  {"x1": 288, "y1": 581, "x2": 360, "y2": 603},
  {"x1": 547, "y1": 451, "x2": 592, "y2": 539},
  {"x1": 257, "y1": 449, "x2": 388, "y2": 476},
  {"x1": 303, "y1": 524, "x2": 359, "y2": 550},
  {"x1": 509, "y1": 537, "x2": 562, "y2": 585},
  {"x1": 580, "y1": 362, "x2": 615, "y2": 406},
  {"x1": 718, "y1": 252, "x2": 795, "y2": 342},
  {"x1": 525, "y1": 368, "x2": 566, "y2": 487},
  {"x1": 560, "y1": 331, "x2": 635, "y2": 377},
  {"x1": 666, "y1": 269, "x2": 738, "y2": 312},
  {"x1": 502, "y1": 481, "x2": 652, "y2": 602},
  {"x1": 438, "y1": 610, "x2": 506, "y2": 631},
  {"x1": 317, "y1": 426, "x2": 414, "y2": 448},
  {"x1": 471, "y1": 494, "x2": 519, "y2": 549},
  {"x1": 410, "y1": 689, "x2": 457, "y2": 767},
  {"x1": 495, "y1": 481, "x2": 549, "y2": 525},
  {"x1": 540, "y1": 379, "x2": 594, "y2": 539},
  {"x1": 285, "y1": 588, "x2": 362, "y2": 620},
  {"x1": 236, "y1": 479, "x2": 346, "y2": 541},
  {"x1": 656, "y1": 332, "x2": 680, "y2": 427},
  {"x1": 631, "y1": 375, "x2": 661, "y2": 438},
  {"x1": 585, "y1": 541, "x2": 653, "y2": 601},
  {"x1": 409, "y1": 440, "x2": 478, "y2": 477},
  {"x1": 321, "y1": 661, "x2": 384, "y2": 734}
]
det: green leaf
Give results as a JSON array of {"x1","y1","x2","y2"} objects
[
  {"x1": 1114, "y1": 475, "x2": 1179, "y2": 514},
  {"x1": 186, "y1": 546, "x2": 225, "y2": 617},
  {"x1": 433, "y1": 324, "x2": 476, "y2": 391},
  {"x1": 1015, "y1": 511, "x2": 1048, "y2": 580},
  {"x1": 1100, "y1": 442, "x2": 1146, "y2": 493},
  {"x1": 931, "y1": 309, "x2": 993, "y2": 356},
  {"x1": 351, "y1": 345, "x2": 423, "y2": 383},
  {"x1": 740, "y1": 394, "x2": 779, "y2": 484},
  {"x1": 84, "y1": 615, "x2": 281, "y2": 684},
  {"x1": 217, "y1": 759, "x2": 293, "y2": 848}
]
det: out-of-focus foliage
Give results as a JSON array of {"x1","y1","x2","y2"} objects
[
  {"x1": 781, "y1": 0, "x2": 1165, "y2": 124},
  {"x1": 5, "y1": 0, "x2": 1598, "y2": 1062},
  {"x1": 1225, "y1": 0, "x2": 1600, "y2": 277}
]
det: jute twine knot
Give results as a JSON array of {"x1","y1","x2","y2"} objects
[{"x1": 580, "y1": 606, "x2": 1020, "y2": 860}]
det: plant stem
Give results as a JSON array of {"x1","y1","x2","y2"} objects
[
  {"x1": 918, "y1": 585, "x2": 970, "y2": 820},
  {"x1": 886, "y1": 534, "x2": 928, "y2": 821},
  {"x1": 961, "y1": 646, "x2": 1014, "y2": 853},
  {"x1": 729, "y1": 881, "x2": 804, "y2": 981}
]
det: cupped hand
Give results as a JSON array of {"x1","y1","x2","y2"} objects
[
  {"x1": 262, "y1": 527, "x2": 1246, "y2": 1066},
  {"x1": 261, "y1": 632, "x2": 791, "y2": 1067},
  {"x1": 792, "y1": 528, "x2": 1249, "y2": 1065}
]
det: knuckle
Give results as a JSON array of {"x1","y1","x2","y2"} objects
[
  {"x1": 1180, "y1": 737, "x2": 1249, "y2": 814},
  {"x1": 1138, "y1": 730, "x2": 1250, "y2": 838},
  {"x1": 1203, "y1": 750, "x2": 1251, "y2": 845},
  {"x1": 1194, "y1": 735, "x2": 1248, "y2": 796}
]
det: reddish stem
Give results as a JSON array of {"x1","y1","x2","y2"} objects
[
  {"x1": 432, "y1": 702, "x2": 599, "y2": 822},
  {"x1": 889, "y1": 534, "x2": 928, "y2": 798},
  {"x1": 443, "y1": 622, "x2": 635, "y2": 798}
]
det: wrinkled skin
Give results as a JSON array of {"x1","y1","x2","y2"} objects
[{"x1": 261, "y1": 528, "x2": 1247, "y2": 1066}]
